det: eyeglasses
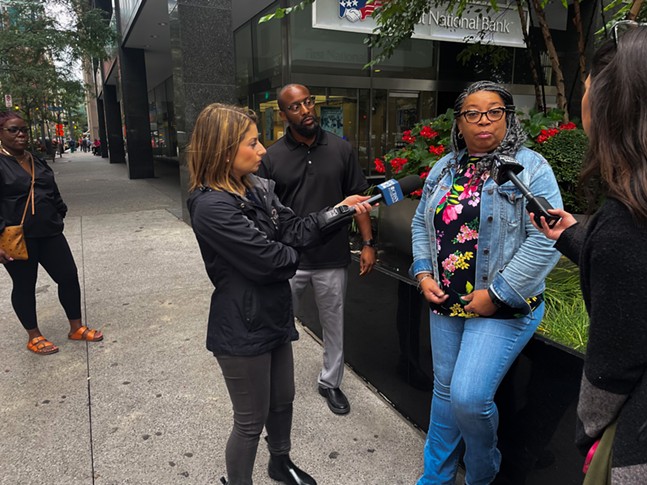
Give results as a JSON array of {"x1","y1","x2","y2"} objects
[
  {"x1": 611, "y1": 20, "x2": 647, "y2": 46},
  {"x1": 455, "y1": 107, "x2": 510, "y2": 124},
  {"x1": 285, "y1": 96, "x2": 316, "y2": 113},
  {"x1": 2, "y1": 126, "x2": 29, "y2": 134}
]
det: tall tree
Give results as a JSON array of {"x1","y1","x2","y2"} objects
[{"x1": 0, "y1": 0, "x2": 115, "y2": 140}]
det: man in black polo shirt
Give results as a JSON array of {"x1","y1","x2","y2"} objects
[{"x1": 259, "y1": 84, "x2": 376, "y2": 415}]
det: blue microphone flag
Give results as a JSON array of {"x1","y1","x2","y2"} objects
[{"x1": 377, "y1": 179, "x2": 405, "y2": 206}]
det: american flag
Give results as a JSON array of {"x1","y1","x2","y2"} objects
[
  {"x1": 339, "y1": 0, "x2": 383, "y2": 21},
  {"x1": 360, "y1": 0, "x2": 383, "y2": 19}
]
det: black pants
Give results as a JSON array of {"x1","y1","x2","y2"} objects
[
  {"x1": 4, "y1": 234, "x2": 81, "y2": 331},
  {"x1": 216, "y1": 342, "x2": 295, "y2": 485}
]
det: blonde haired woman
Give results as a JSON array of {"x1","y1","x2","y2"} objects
[{"x1": 187, "y1": 103, "x2": 371, "y2": 485}]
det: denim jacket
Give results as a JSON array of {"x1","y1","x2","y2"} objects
[{"x1": 410, "y1": 147, "x2": 562, "y2": 314}]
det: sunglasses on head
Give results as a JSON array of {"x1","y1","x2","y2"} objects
[{"x1": 611, "y1": 20, "x2": 647, "y2": 46}]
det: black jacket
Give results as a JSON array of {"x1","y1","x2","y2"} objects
[
  {"x1": 556, "y1": 198, "x2": 647, "y2": 480},
  {"x1": 187, "y1": 175, "x2": 328, "y2": 356},
  {"x1": 0, "y1": 152, "x2": 67, "y2": 237}
]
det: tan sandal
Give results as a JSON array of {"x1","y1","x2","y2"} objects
[
  {"x1": 68, "y1": 326, "x2": 103, "y2": 342},
  {"x1": 27, "y1": 336, "x2": 59, "y2": 355}
]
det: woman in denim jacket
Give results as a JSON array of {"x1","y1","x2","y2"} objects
[{"x1": 411, "y1": 81, "x2": 562, "y2": 485}]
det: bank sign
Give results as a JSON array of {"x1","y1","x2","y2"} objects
[{"x1": 313, "y1": 1, "x2": 528, "y2": 48}]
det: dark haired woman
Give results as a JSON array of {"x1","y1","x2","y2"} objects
[
  {"x1": 533, "y1": 26, "x2": 647, "y2": 483},
  {"x1": 411, "y1": 81, "x2": 562, "y2": 484},
  {"x1": 0, "y1": 112, "x2": 103, "y2": 354},
  {"x1": 187, "y1": 103, "x2": 372, "y2": 485}
]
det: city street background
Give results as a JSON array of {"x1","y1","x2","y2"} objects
[{"x1": 0, "y1": 152, "x2": 425, "y2": 485}]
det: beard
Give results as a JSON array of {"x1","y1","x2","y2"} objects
[{"x1": 291, "y1": 117, "x2": 319, "y2": 138}]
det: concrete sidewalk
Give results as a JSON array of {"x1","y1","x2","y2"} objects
[{"x1": 0, "y1": 152, "x2": 424, "y2": 485}]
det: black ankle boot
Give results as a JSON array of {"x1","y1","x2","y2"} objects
[
  {"x1": 219, "y1": 477, "x2": 228, "y2": 485},
  {"x1": 268, "y1": 454, "x2": 317, "y2": 485}
]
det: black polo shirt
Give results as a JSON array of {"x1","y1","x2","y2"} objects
[{"x1": 259, "y1": 127, "x2": 368, "y2": 269}]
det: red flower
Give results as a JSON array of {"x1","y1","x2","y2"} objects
[
  {"x1": 402, "y1": 130, "x2": 416, "y2": 144},
  {"x1": 537, "y1": 127, "x2": 561, "y2": 144},
  {"x1": 390, "y1": 157, "x2": 408, "y2": 174},
  {"x1": 410, "y1": 189, "x2": 423, "y2": 198},
  {"x1": 428, "y1": 144, "x2": 445, "y2": 156},
  {"x1": 559, "y1": 122, "x2": 577, "y2": 130},
  {"x1": 419, "y1": 170, "x2": 429, "y2": 180},
  {"x1": 419, "y1": 126, "x2": 438, "y2": 139},
  {"x1": 373, "y1": 158, "x2": 386, "y2": 174}
]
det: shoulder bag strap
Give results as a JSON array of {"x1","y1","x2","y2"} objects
[{"x1": 19, "y1": 152, "x2": 36, "y2": 225}]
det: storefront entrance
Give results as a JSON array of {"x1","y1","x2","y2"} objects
[{"x1": 255, "y1": 85, "x2": 436, "y2": 178}]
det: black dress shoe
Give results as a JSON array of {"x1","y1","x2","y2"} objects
[
  {"x1": 318, "y1": 386, "x2": 350, "y2": 415},
  {"x1": 268, "y1": 454, "x2": 317, "y2": 485}
]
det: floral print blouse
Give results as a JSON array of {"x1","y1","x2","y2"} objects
[{"x1": 431, "y1": 154, "x2": 542, "y2": 318}]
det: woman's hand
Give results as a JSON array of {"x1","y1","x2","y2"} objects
[
  {"x1": 0, "y1": 248, "x2": 13, "y2": 265},
  {"x1": 337, "y1": 195, "x2": 374, "y2": 214},
  {"x1": 418, "y1": 275, "x2": 449, "y2": 305},
  {"x1": 463, "y1": 289, "x2": 497, "y2": 317},
  {"x1": 530, "y1": 209, "x2": 578, "y2": 241}
]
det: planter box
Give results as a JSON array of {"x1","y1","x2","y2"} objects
[
  {"x1": 298, "y1": 198, "x2": 587, "y2": 483},
  {"x1": 377, "y1": 197, "x2": 419, "y2": 259},
  {"x1": 297, "y1": 263, "x2": 585, "y2": 484}
]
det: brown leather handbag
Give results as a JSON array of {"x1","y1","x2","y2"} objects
[{"x1": 0, "y1": 154, "x2": 35, "y2": 260}]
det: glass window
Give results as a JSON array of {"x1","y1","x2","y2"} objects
[
  {"x1": 357, "y1": 89, "x2": 372, "y2": 174},
  {"x1": 256, "y1": 92, "x2": 281, "y2": 149},
  {"x1": 438, "y1": 42, "x2": 513, "y2": 84},
  {"x1": 235, "y1": 23, "x2": 253, "y2": 88},
  {"x1": 289, "y1": 3, "x2": 369, "y2": 77},
  {"x1": 512, "y1": 47, "x2": 538, "y2": 85},
  {"x1": 254, "y1": 8, "x2": 282, "y2": 82},
  {"x1": 372, "y1": 38, "x2": 438, "y2": 80},
  {"x1": 388, "y1": 92, "x2": 419, "y2": 150},
  {"x1": 371, "y1": 89, "x2": 388, "y2": 162},
  {"x1": 148, "y1": 78, "x2": 176, "y2": 157}
]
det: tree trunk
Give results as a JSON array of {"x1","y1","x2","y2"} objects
[
  {"x1": 627, "y1": 0, "x2": 644, "y2": 20},
  {"x1": 530, "y1": 0, "x2": 569, "y2": 123},
  {"x1": 572, "y1": 0, "x2": 587, "y2": 91},
  {"x1": 514, "y1": 0, "x2": 544, "y2": 110}
]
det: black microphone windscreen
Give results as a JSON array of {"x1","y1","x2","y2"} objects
[{"x1": 397, "y1": 174, "x2": 424, "y2": 195}]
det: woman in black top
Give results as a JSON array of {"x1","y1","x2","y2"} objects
[
  {"x1": 0, "y1": 112, "x2": 103, "y2": 355},
  {"x1": 533, "y1": 26, "x2": 647, "y2": 483},
  {"x1": 187, "y1": 103, "x2": 371, "y2": 485}
]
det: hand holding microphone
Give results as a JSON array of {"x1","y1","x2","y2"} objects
[
  {"x1": 490, "y1": 154, "x2": 561, "y2": 229},
  {"x1": 529, "y1": 207, "x2": 578, "y2": 241},
  {"x1": 337, "y1": 194, "x2": 374, "y2": 214},
  {"x1": 318, "y1": 174, "x2": 424, "y2": 233}
]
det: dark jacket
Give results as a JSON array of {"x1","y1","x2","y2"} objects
[
  {"x1": 556, "y1": 198, "x2": 647, "y2": 482},
  {"x1": 0, "y1": 152, "x2": 67, "y2": 237},
  {"x1": 187, "y1": 175, "x2": 328, "y2": 356}
]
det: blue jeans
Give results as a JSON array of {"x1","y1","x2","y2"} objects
[{"x1": 417, "y1": 303, "x2": 544, "y2": 485}]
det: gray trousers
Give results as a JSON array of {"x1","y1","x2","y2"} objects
[
  {"x1": 290, "y1": 267, "x2": 347, "y2": 389},
  {"x1": 216, "y1": 343, "x2": 294, "y2": 485}
]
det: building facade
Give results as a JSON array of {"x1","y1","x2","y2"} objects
[{"x1": 91, "y1": 0, "x2": 597, "y2": 207}]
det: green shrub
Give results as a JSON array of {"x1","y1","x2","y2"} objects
[
  {"x1": 538, "y1": 257, "x2": 588, "y2": 353},
  {"x1": 534, "y1": 129, "x2": 589, "y2": 213}
]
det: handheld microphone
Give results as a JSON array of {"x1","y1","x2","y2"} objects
[
  {"x1": 318, "y1": 174, "x2": 424, "y2": 232},
  {"x1": 490, "y1": 154, "x2": 560, "y2": 229}
]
